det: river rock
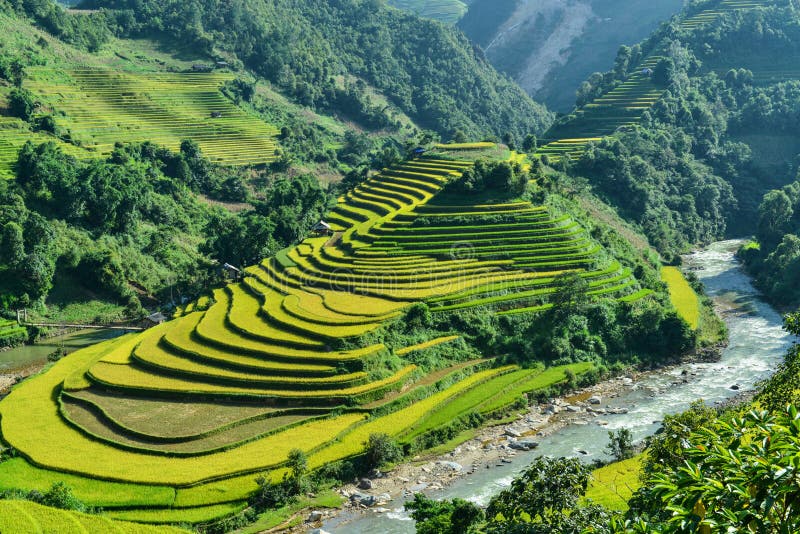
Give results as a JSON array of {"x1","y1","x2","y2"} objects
[
  {"x1": 588, "y1": 395, "x2": 602, "y2": 405},
  {"x1": 505, "y1": 428, "x2": 523, "y2": 438},
  {"x1": 377, "y1": 493, "x2": 390, "y2": 503},
  {"x1": 309, "y1": 529, "x2": 331, "y2": 534},
  {"x1": 566, "y1": 404, "x2": 581, "y2": 412},
  {"x1": 437, "y1": 461, "x2": 463, "y2": 472},
  {"x1": 358, "y1": 478, "x2": 373, "y2": 490},
  {"x1": 375, "y1": 507, "x2": 389, "y2": 514},
  {"x1": 307, "y1": 510, "x2": 324, "y2": 522},
  {"x1": 730, "y1": 384, "x2": 740, "y2": 390},
  {"x1": 509, "y1": 439, "x2": 539, "y2": 451},
  {"x1": 349, "y1": 491, "x2": 367, "y2": 502}
]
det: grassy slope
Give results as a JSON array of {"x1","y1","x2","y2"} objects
[
  {"x1": 0, "y1": 499, "x2": 188, "y2": 533},
  {"x1": 584, "y1": 454, "x2": 644, "y2": 510},
  {"x1": 661, "y1": 266, "x2": 700, "y2": 330}
]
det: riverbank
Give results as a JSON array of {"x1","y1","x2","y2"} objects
[
  {"x1": 311, "y1": 240, "x2": 791, "y2": 533},
  {"x1": 300, "y1": 362, "x2": 719, "y2": 532}
]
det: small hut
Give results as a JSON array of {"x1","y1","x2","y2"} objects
[
  {"x1": 146, "y1": 312, "x2": 167, "y2": 325},
  {"x1": 312, "y1": 221, "x2": 333, "y2": 237},
  {"x1": 412, "y1": 147, "x2": 426, "y2": 158},
  {"x1": 222, "y1": 262, "x2": 242, "y2": 280},
  {"x1": 210, "y1": 111, "x2": 222, "y2": 118},
  {"x1": 642, "y1": 67, "x2": 654, "y2": 77}
]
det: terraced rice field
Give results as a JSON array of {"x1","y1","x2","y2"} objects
[
  {"x1": 0, "y1": 116, "x2": 90, "y2": 178},
  {"x1": 0, "y1": 152, "x2": 652, "y2": 523},
  {"x1": 0, "y1": 500, "x2": 189, "y2": 533},
  {"x1": 22, "y1": 67, "x2": 278, "y2": 167},
  {"x1": 661, "y1": 266, "x2": 700, "y2": 330},
  {"x1": 387, "y1": 0, "x2": 468, "y2": 24},
  {"x1": 536, "y1": 0, "x2": 776, "y2": 162}
]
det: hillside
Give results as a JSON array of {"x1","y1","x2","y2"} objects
[
  {"x1": 0, "y1": 499, "x2": 188, "y2": 534},
  {"x1": 0, "y1": 141, "x2": 698, "y2": 526},
  {"x1": 0, "y1": 2, "x2": 432, "y2": 324},
  {"x1": 529, "y1": 0, "x2": 800, "y2": 307},
  {"x1": 387, "y1": 0, "x2": 468, "y2": 24},
  {"x1": 80, "y1": 0, "x2": 553, "y2": 143},
  {"x1": 458, "y1": 0, "x2": 684, "y2": 111}
]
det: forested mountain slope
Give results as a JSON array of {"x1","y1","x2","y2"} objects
[
  {"x1": 0, "y1": 144, "x2": 696, "y2": 527},
  {"x1": 518, "y1": 0, "x2": 800, "y2": 309},
  {"x1": 0, "y1": 0, "x2": 552, "y2": 324},
  {"x1": 458, "y1": 0, "x2": 684, "y2": 111},
  {"x1": 79, "y1": 0, "x2": 552, "y2": 142}
]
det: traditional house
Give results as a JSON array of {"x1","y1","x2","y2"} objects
[
  {"x1": 312, "y1": 221, "x2": 333, "y2": 236},
  {"x1": 222, "y1": 262, "x2": 242, "y2": 280}
]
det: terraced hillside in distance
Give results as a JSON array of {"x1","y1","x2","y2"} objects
[
  {"x1": 0, "y1": 115, "x2": 90, "y2": 179},
  {"x1": 387, "y1": 0, "x2": 468, "y2": 23},
  {"x1": 0, "y1": 146, "x2": 651, "y2": 525},
  {"x1": 23, "y1": 67, "x2": 279, "y2": 168},
  {"x1": 536, "y1": 0, "x2": 777, "y2": 162}
]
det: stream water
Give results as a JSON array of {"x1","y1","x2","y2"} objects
[
  {"x1": 0, "y1": 328, "x2": 127, "y2": 373},
  {"x1": 321, "y1": 240, "x2": 794, "y2": 533}
]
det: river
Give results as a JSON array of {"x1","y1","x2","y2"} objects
[
  {"x1": 0, "y1": 328, "x2": 128, "y2": 373},
  {"x1": 321, "y1": 240, "x2": 794, "y2": 533}
]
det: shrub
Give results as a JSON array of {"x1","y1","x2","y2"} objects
[{"x1": 364, "y1": 433, "x2": 403, "y2": 469}]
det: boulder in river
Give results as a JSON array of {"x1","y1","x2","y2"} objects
[
  {"x1": 588, "y1": 395, "x2": 602, "y2": 405},
  {"x1": 437, "y1": 461, "x2": 463, "y2": 472},
  {"x1": 307, "y1": 510, "x2": 323, "y2": 522},
  {"x1": 509, "y1": 440, "x2": 539, "y2": 451},
  {"x1": 358, "y1": 478, "x2": 373, "y2": 490}
]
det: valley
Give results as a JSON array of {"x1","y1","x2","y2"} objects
[{"x1": 0, "y1": 0, "x2": 799, "y2": 532}]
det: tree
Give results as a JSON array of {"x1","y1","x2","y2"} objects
[
  {"x1": 40, "y1": 482, "x2": 86, "y2": 512},
  {"x1": 486, "y1": 456, "x2": 590, "y2": 524},
  {"x1": 406, "y1": 494, "x2": 484, "y2": 534},
  {"x1": 364, "y1": 433, "x2": 402, "y2": 469},
  {"x1": 644, "y1": 407, "x2": 800, "y2": 533},
  {"x1": 285, "y1": 448, "x2": 309, "y2": 495},
  {"x1": 0, "y1": 222, "x2": 25, "y2": 268},
  {"x1": 605, "y1": 428, "x2": 634, "y2": 461},
  {"x1": 8, "y1": 88, "x2": 36, "y2": 121},
  {"x1": 757, "y1": 190, "x2": 793, "y2": 250},
  {"x1": 551, "y1": 272, "x2": 589, "y2": 313}
]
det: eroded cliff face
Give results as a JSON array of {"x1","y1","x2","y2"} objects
[{"x1": 459, "y1": 0, "x2": 683, "y2": 111}]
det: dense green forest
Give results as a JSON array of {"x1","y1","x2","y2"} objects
[
  {"x1": 69, "y1": 0, "x2": 553, "y2": 142},
  {"x1": 0, "y1": 140, "x2": 333, "y2": 313},
  {"x1": 556, "y1": 1, "x2": 800, "y2": 286}
]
